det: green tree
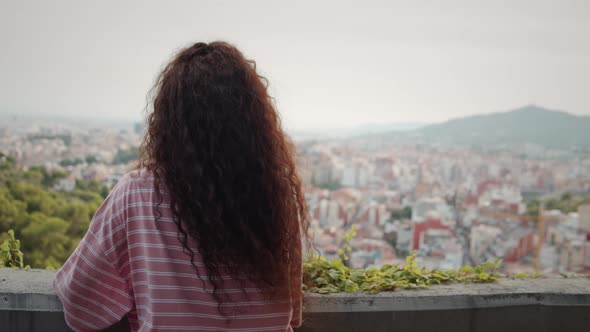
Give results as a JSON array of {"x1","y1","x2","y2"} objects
[
  {"x1": 59, "y1": 158, "x2": 84, "y2": 167},
  {"x1": 526, "y1": 194, "x2": 590, "y2": 215},
  {"x1": 390, "y1": 206, "x2": 412, "y2": 222},
  {"x1": 85, "y1": 155, "x2": 98, "y2": 164},
  {"x1": 21, "y1": 213, "x2": 75, "y2": 269},
  {"x1": 0, "y1": 153, "x2": 103, "y2": 268},
  {"x1": 112, "y1": 146, "x2": 139, "y2": 165},
  {"x1": 0, "y1": 193, "x2": 28, "y2": 233}
]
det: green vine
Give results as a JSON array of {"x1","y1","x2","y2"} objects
[
  {"x1": 303, "y1": 253, "x2": 502, "y2": 294},
  {"x1": 0, "y1": 230, "x2": 30, "y2": 268},
  {"x1": 337, "y1": 226, "x2": 356, "y2": 261}
]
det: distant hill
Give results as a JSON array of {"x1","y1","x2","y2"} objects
[{"x1": 375, "y1": 105, "x2": 590, "y2": 148}]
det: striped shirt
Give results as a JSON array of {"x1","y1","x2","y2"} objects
[{"x1": 53, "y1": 171, "x2": 302, "y2": 332}]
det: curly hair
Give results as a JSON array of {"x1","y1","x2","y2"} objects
[{"x1": 137, "y1": 41, "x2": 309, "y2": 311}]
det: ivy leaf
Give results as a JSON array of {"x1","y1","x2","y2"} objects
[{"x1": 344, "y1": 280, "x2": 359, "y2": 292}]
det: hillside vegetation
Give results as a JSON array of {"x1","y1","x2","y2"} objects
[{"x1": 0, "y1": 152, "x2": 107, "y2": 268}]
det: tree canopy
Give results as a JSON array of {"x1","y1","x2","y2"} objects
[
  {"x1": 526, "y1": 193, "x2": 590, "y2": 216},
  {"x1": 0, "y1": 152, "x2": 108, "y2": 268}
]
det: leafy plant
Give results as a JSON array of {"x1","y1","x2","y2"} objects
[
  {"x1": 337, "y1": 226, "x2": 356, "y2": 261},
  {"x1": 303, "y1": 253, "x2": 502, "y2": 294},
  {"x1": 0, "y1": 230, "x2": 29, "y2": 268}
]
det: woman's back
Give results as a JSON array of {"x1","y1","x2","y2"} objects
[
  {"x1": 54, "y1": 171, "x2": 298, "y2": 331},
  {"x1": 54, "y1": 41, "x2": 307, "y2": 332}
]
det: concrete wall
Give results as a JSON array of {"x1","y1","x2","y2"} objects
[{"x1": 1, "y1": 268, "x2": 590, "y2": 332}]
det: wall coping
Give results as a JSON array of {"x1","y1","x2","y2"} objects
[{"x1": 1, "y1": 268, "x2": 589, "y2": 313}]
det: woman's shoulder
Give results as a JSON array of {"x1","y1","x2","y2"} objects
[
  {"x1": 120, "y1": 168, "x2": 156, "y2": 182},
  {"x1": 112, "y1": 169, "x2": 159, "y2": 193}
]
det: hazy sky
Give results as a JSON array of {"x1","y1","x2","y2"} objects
[{"x1": 1, "y1": 0, "x2": 589, "y2": 129}]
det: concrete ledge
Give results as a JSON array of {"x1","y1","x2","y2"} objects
[
  {"x1": 0, "y1": 268, "x2": 63, "y2": 312},
  {"x1": 1, "y1": 268, "x2": 590, "y2": 332},
  {"x1": 2, "y1": 268, "x2": 589, "y2": 313},
  {"x1": 303, "y1": 278, "x2": 590, "y2": 312}
]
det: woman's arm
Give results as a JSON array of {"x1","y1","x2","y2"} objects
[{"x1": 53, "y1": 179, "x2": 133, "y2": 332}]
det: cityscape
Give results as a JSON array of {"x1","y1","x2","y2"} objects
[
  {"x1": 2, "y1": 2, "x2": 589, "y2": 331},
  {"x1": 1, "y1": 106, "x2": 590, "y2": 275}
]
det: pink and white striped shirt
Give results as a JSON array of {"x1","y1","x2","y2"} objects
[{"x1": 54, "y1": 171, "x2": 302, "y2": 332}]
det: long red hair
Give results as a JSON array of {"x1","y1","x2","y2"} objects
[{"x1": 137, "y1": 41, "x2": 309, "y2": 309}]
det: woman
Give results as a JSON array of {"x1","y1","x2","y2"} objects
[{"x1": 54, "y1": 41, "x2": 309, "y2": 332}]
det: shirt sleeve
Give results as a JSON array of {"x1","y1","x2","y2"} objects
[
  {"x1": 289, "y1": 222, "x2": 303, "y2": 329},
  {"x1": 53, "y1": 178, "x2": 133, "y2": 332}
]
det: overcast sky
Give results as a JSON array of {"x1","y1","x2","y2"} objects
[{"x1": 1, "y1": 0, "x2": 589, "y2": 129}]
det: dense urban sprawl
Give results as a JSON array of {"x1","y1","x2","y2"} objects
[{"x1": 1, "y1": 116, "x2": 589, "y2": 274}]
